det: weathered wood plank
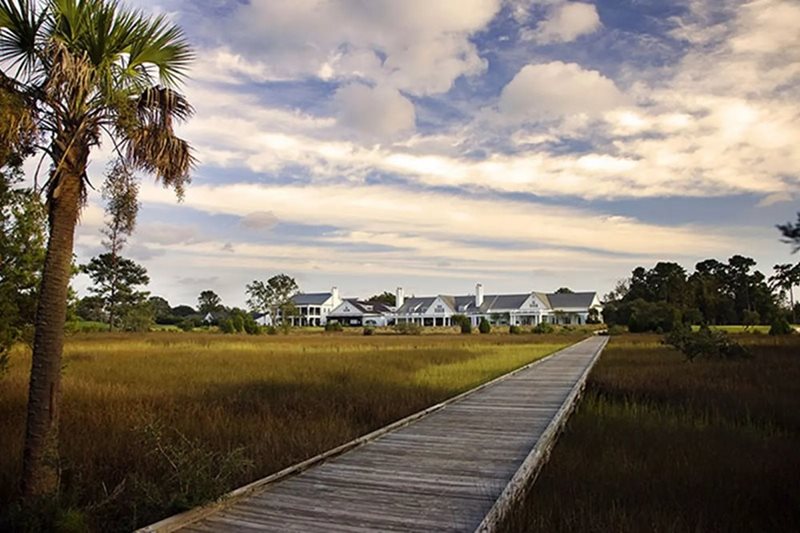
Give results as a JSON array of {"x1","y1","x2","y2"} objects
[{"x1": 138, "y1": 336, "x2": 607, "y2": 533}]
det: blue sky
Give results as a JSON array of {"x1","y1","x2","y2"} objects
[{"x1": 67, "y1": 0, "x2": 800, "y2": 307}]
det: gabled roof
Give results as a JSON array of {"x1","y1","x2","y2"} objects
[
  {"x1": 329, "y1": 299, "x2": 393, "y2": 316},
  {"x1": 291, "y1": 292, "x2": 333, "y2": 305},
  {"x1": 546, "y1": 291, "x2": 597, "y2": 309},
  {"x1": 532, "y1": 292, "x2": 551, "y2": 308},
  {"x1": 396, "y1": 296, "x2": 437, "y2": 314}
]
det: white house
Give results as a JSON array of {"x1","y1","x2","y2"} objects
[
  {"x1": 327, "y1": 299, "x2": 394, "y2": 327},
  {"x1": 289, "y1": 287, "x2": 342, "y2": 326},
  {"x1": 394, "y1": 284, "x2": 602, "y2": 326}
]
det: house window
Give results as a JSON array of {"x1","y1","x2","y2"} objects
[{"x1": 435, "y1": 305, "x2": 444, "y2": 313}]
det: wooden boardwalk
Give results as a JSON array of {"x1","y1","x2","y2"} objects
[{"x1": 141, "y1": 336, "x2": 608, "y2": 533}]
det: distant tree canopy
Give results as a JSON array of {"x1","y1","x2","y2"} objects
[
  {"x1": 368, "y1": 291, "x2": 396, "y2": 306},
  {"x1": 246, "y1": 274, "x2": 298, "y2": 325},
  {"x1": 81, "y1": 254, "x2": 150, "y2": 330},
  {"x1": 554, "y1": 287, "x2": 574, "y2": 294},
  {"x1": 778, "y1": 213, "x2": 800, "y2": 253},
  {"x1": 171, "y1": 304, "x2": 197, "y2": 317},
  {"x1": 198, "y1": 290, "x2": 222, "y2": 315},
  {"x1": 769, "y1": 263, "x2": 800, "y2": 324},
  {"x1": 604, "y1": 256, "x2": 784, "y2": 332}
]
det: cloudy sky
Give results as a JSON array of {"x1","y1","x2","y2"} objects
[{"x1": 69, "y1": 0, "x2": 799, "y2": 307}]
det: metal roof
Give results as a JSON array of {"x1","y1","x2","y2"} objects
[
  {"x1": 546, "y1": 292, "x2": 597, "y2": 309},
  {"x1": 291, "y1": 292, "x2": 333, "y2": 305}
]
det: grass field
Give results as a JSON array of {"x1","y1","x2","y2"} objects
[
  {"x1": 0, "y1": 331, "x2": 573, "y2": 531},
  {"x1": 504, "y1": 333, "x2": 800, "y2": 532}
]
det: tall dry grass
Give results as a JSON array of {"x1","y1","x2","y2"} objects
[
  {"x1": 0, "y1": 331, "x2": 571, "y2": 531},
  {"x1": 504, "y1": 333, "x2": 800, "y2": 533}
]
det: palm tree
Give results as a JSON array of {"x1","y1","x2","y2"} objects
[
  {"x1": 770, "y1": 263, "x2": 800, "y2": 324},
  {"x1": 0, "y1": 0, "x2": 194, "y2": 498}
]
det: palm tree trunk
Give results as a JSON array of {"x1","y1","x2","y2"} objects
[{"x1": 22, "y1": 166, "x2": 83, "y2": 499}]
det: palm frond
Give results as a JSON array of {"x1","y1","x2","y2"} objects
[
  {"x1": 0, "y1": 0, "x2": 46, "y2": 80},
  {"x1": 127, "y1": 123, "x2": 193, "y2": 198},
  {"x1": 125, "y1": 12, "x2": 192, "y2": 88},
  {"x1": 0, "y1": 71, "x2": 36, "y2": 164},
  {"x1": 125, "y1": 84, "x2": 194, "y2": 197}
]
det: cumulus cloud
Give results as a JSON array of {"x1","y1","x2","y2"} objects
[
  {"x1": 498, "y1": 62, "x2": 626, "y2": 119},
  {"x1": 334, "y1": 84, "x2": 416, "y2": 137},
  {"x1": 219, "y1": 0, "x2": 499, "y2": 95},
  {"x1": 524, "y1": 2, "x2": 601, "y2": 44},
  {"x1": 240, "y1": 211, "x2": 279, "y2": 230}
]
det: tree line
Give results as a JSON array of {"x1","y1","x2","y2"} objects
[{"x1": 603, "y1": 256, "x2": 799, "y2": 333}]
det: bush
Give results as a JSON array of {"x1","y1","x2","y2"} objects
[
  {"x1": 265, "y1": 325, "x2": 278, "y2": 335},
  {"x1": 628, "y1": 299, "x2": 682, "y2": 333},
  {"x1": 242, "y1": 315, "x2": 259, "y2": 335},
  {"x1": 231, "y1": 315, "x2": 245, "y2": 333},
  {"x1": 743, "y1": 310, "x2": 761, "y2": 329},
  {"x1": 606, "y1": 324, "x2": 626, "y2": 336},
  {"x1": 325, "y1": 321, "x2": 343, "y2": 332},
  {"x1": 394, "y1": 321, "x2": 422, "y2": 335},
  {"x1": 120, "y1": 303, "x2": 155, "y2": 333},
  {"x1": 664, "y1": 325, "x2": 749, "y2": 361},
  {"x1": 177, "y1": 318, "x2": 196, "y2": 332},
  {"x1": 219, "y1": 319, "x2": 235, "y2": 334},
  {"x1": 363, "y1": 327, "x2": 374, "y2": 336},
  {"x1": 128, "y1": 421, "x2": 252, "y2": 522},
  {"x1": 509, "y1": 325, "x2": 522, "y2": 334},
  {"x1": 451, "y1": 314, "x2": 472, "y2": 334},
  {"x1": 769, "y1": 317, "x2": 794, "y2": 336},
  {"x1": 478, "y1": 317, "x2": 491, "y2": 334},
  {"x1": 532, "y1": 322, "x2": 554, "y2": 334}
]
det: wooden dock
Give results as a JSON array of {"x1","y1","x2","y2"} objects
[{"x1": 140, "y1": 336, "x2": 608, "y2": 533}]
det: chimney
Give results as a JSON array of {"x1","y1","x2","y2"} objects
[
  {"x1": 396, "y1": 287, "x2": 405, "y2": 309},
  {"x1": 475, "y1": 283, "x2": 484, "y2": 307},
  {"x1": 331, "y1": 286, "x2": 340, "y2": 305}
]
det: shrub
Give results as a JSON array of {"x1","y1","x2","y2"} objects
[
  {"x1": 606, "y1": 324, "x2": 626, "y2": 336},
  {"x1": 769, "y1": 317, "x2": 794, "y2": 336},
  {"x1": 509, "y1": 325, "x2": 522, "y2": 335},
  {"x1": 451, "y1": 314, "x2": 472, "y2": 334},
  {"x1": 265, "y1": 325, "x2": 278, "y2": 335},
  {"x1": 664, "y1": 325, "x2": 749, "y2": 361},
  {"x1": 178, "y1": 319, "x2": 195, "y2": 332},
  {"x1": 231, "y1": 315, "x2": 245, "y2": 333},
  {"x1": 325, "y1": 321, "x2": 343, "y2": 332},
  {"x1": 120, "y1": 303, "x2": 155, "y2": 332},
  {"x1": 242, "y1": 315, "x2": 259, "y2": 335},
  {"x1": 628, "y1": 299, "x2": 682, "y2": 333},
  {"x1": 478, "y1": 317, "x2": 491, "y2": 334},
  {"x1": 743, "y1": 310, "x2": 761, "y2": 329},
  {"x1": 219, "y1": 319, "x2": 236, "y2": 334},
  {"x1": 128, "y1": 421, "x2": 252, "y2": 521},
  {"x1": 532, "y1": 322, "x2": 554, "y2": 334},
  {"x1": 363, "y1": 327, "x2": 374, "y2": 336},
  {"x1": 394, "y1": 321, "x2": 422, "y2": 335}
]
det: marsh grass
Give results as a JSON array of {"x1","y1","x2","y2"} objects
[
  {"x1": 0, "y1": 332, "x2": 570, "y2": 531},
  {"x1": 503, "y1": 333, "x2": 800, "y2": 533}
]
